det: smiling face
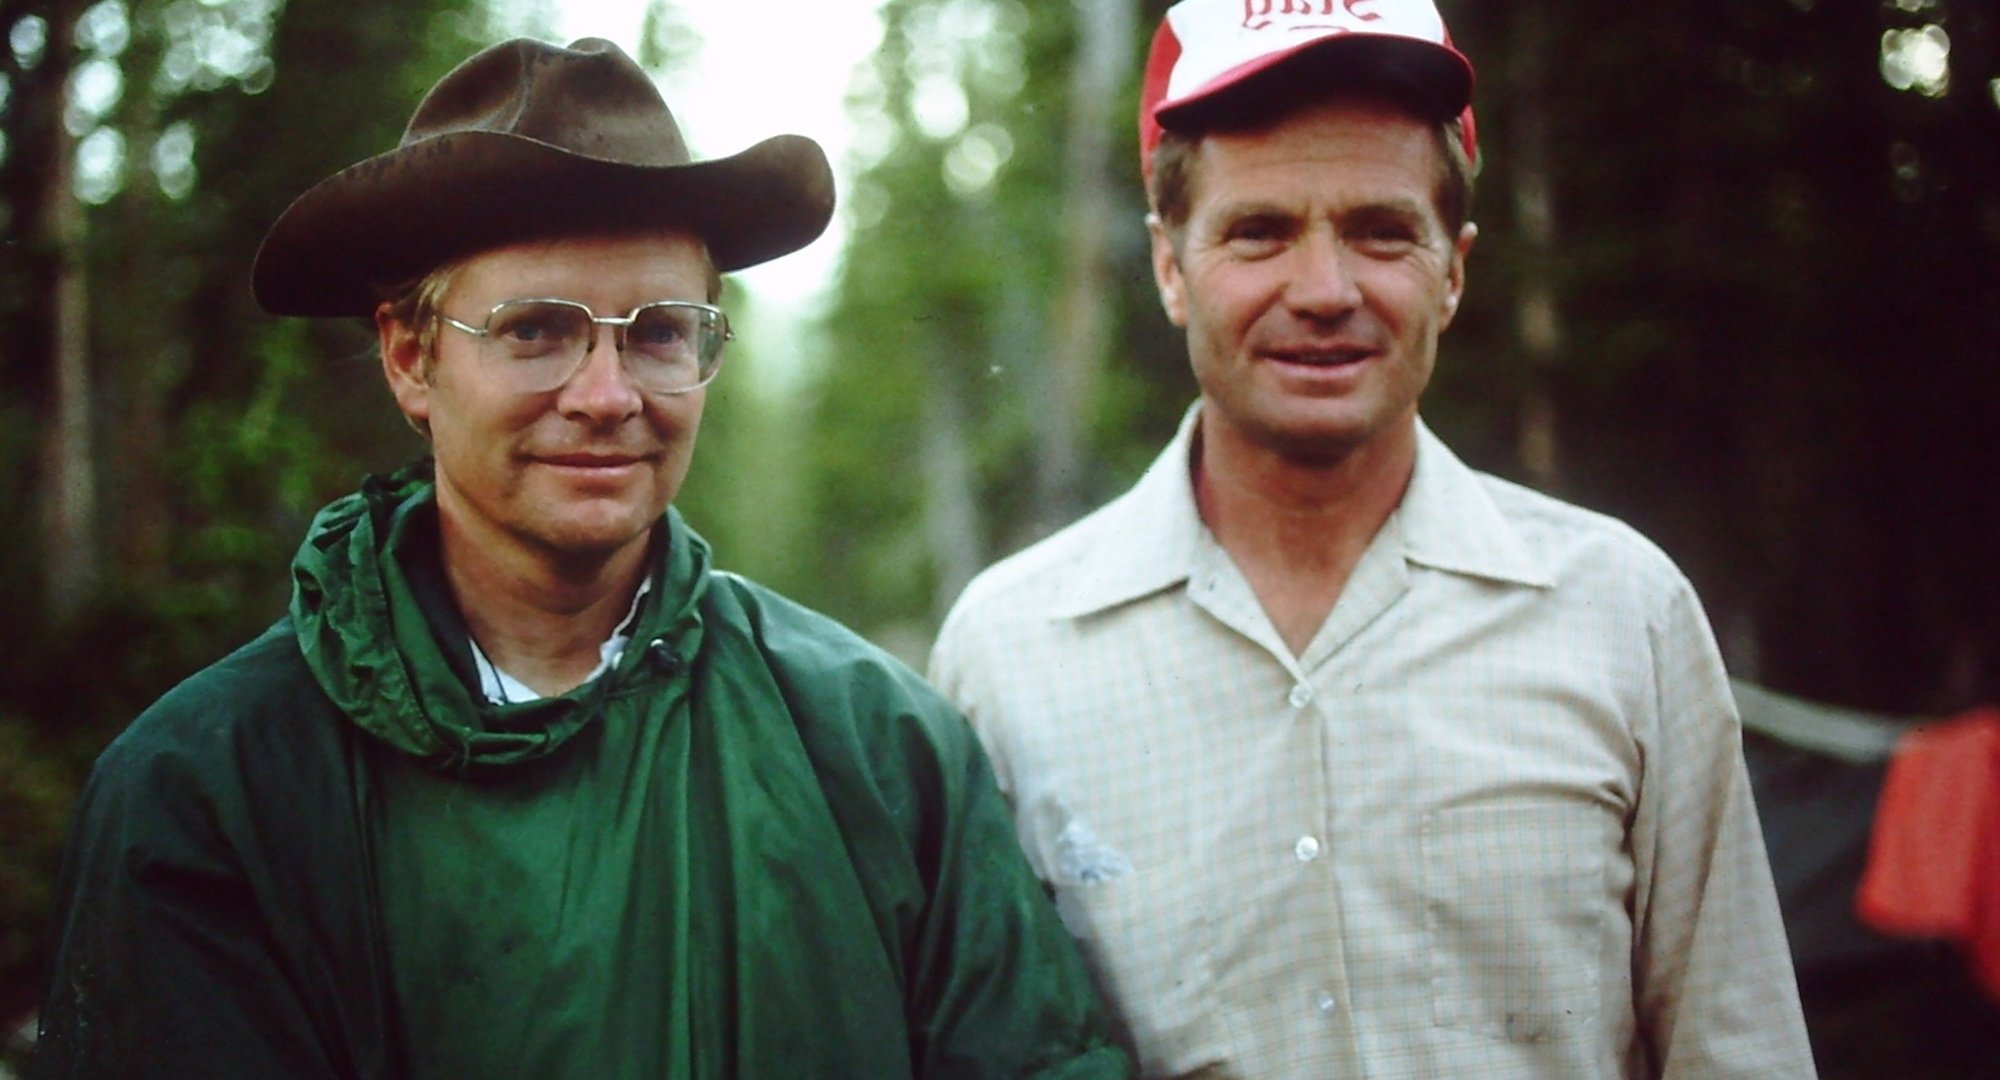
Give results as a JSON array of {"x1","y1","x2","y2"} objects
[
  {"x1": 1152, "y1": 96, "x2": 1475, "y2": 466},
  {"x1": 378, "y1": 230, "x2": 714, "y2": 571}
]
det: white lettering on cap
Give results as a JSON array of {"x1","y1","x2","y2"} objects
[{"x1": 1162, "y1": 0, "x2": 1448, "y2": 105}]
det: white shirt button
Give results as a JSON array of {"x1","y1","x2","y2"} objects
[
  {"x1": 1313, "y1": 990, "x2": 1339, "y2": 1017},
  {"x1": 1294, "y1": 835, "x2": 1321, "y2": 862},
  {"x1": 1287, "y1": 683, "x2": 1313, "y2": 709}
]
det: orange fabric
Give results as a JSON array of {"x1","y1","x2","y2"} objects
[{"x1": 1856, "y1": 706, "x2": 2000, "y2": 1003}]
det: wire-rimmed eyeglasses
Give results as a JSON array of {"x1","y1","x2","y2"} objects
[{"x1": 438, "y1": 298, "x2": 732, "y2": 395}]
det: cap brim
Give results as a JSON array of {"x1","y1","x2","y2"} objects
[
  {"x1": 252, "y1": 132, "x2": 834, "y2": 317},
  {"x1": 1155, "y1": 32, "x2": 1472, "y2": 133}
]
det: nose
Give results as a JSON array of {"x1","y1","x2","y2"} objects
[
  {"x1": 555, "y1": 327, "x2": 643, "y2": 423},
  {"x1": 1286, "y1": 229, "x2": 1364, "y2": 318}
]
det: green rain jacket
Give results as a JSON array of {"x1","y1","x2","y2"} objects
[{"x1": 35, "y1": 467, "x2": 1128, "y2": 1079}]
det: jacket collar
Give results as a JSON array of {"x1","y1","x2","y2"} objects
[
  {"x1": 290, "y1": 462, "x2": 709, "y2": 771},
  {"x1": 1051, "y1": 404, "x2": 1551, "y2": 620}
]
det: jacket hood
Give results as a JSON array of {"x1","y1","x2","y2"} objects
[{"x1": 289, "y1": 463, "x2": 710, "y2": 771}]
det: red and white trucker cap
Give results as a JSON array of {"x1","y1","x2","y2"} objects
[{"x1": 1139, "y1": 0, "x2": 1477, "y2": 179}]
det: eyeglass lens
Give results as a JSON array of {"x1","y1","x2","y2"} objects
[{"x1": 483, "y1": 300, "x2": 722, "y2": 392}]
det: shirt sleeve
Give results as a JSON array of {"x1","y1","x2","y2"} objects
[
  {"x1": 34, "y1": 731, "x2": 352, "y2": 1079},
  {"x1": 926, "y1": 603, "x2": 997, "y2": 782},
  {"x1": 1629, "y1": 576, "x2": 1819, "y2": 1078}
]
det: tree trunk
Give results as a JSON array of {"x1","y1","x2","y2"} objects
[
  {"x1": 1032, "y1": 0, "x2": 1136, "y2": 534},
  {"x1": 101, "y1": 33, "x2": 176, "y2": 588},
  {"x1": 921, "y1": 340, "x2": 984, "y2": 622},
  {"x1": 1506, "y1": 0, "x2": 1564, "y2": 492},
  {"x1": 35, "y1": 1, "x2": 98, "y2": 625}
]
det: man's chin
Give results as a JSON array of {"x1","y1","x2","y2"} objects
[
  {"x1": 1245, "y1": 408, "x2": 1419, "y2": 466},
  {"x1": 532, "y1": 506, "x2": 663, "y2": 564}
]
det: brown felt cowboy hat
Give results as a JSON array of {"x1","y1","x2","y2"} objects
[{"x1": 252, "y1": 37, "x2": 834, "y2": 317}]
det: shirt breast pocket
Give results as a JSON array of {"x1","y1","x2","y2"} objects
[{"x1": 1421, "y1": 801, "x2": 1611, "y2": 1042}]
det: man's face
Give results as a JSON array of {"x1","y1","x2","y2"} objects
[
  {"x1": 380, "y1": 230, "x2": 712, "y2": 567},
  {"x1": 1151, "y1": 97, "x2": 1474, "y2": 463}
]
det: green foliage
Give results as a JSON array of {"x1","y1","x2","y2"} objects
[
  {"x1": 668, "y1": 286, "x2": 821, "y2": 597},
  {"x1": 801, "y1": 0, "x2": 1140, "y2": 638},
  {"x1": 0, "y1": 0, "x2": 493, "y2": 1018},
  {"x1": 637, "y1": 0, "x2": 703, "y2": 74},
  {"x1": 0, "y1": 717, "x2": 74, "y2": 1022}
]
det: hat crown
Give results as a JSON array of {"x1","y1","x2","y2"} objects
[
  {"x1": 402, "y1": 37, "x2": 691, "y2": 167},
  {"x1": 1165, "y1": 0, "x2": 1449, "y2": 105},
  {"x1": 253, "y1": 37, "x2": 834, "y2": 317},
  {"x1": 1139, "y1": 0, "x2": 1476, "y2": 177}
]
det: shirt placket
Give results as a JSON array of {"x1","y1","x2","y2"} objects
[{"x1": 1186, "y1": 543, "x2": 1372, "y2": 1074}]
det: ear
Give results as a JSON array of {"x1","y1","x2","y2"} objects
[
  {"x1": 1147, "y1": 213, "x2": 1189, "y2": 328},
  {"x1": 1440, "y1": 221, "x2": 1477, "y2": 328},
  {"x1": 377, "y1": 304, "x2": 432, "y2": 429}
]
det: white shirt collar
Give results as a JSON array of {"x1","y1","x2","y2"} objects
[
  {"x1": 1050, "y1": 404, "x2": 1551, "y2": 620},
  {"x1": 470, "y1": 574, "x2": 655, "y2": 705}
]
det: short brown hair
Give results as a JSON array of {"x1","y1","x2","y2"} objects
[{"x1": 377, "y1": 261, "x2": 465, "y2": 374}]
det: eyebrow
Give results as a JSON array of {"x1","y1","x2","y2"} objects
[
  {"x1": 1205, "y1": 193, "x2": 1439, "y2": 237},
  {"x1": 1348, "y1": 194, "x2": 1435, "y2": 220},
  {"x1": 1208, "y1": 198, "x2": 1297, "y2": 222}
]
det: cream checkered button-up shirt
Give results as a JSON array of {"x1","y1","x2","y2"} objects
[{"x1": 930, "y1": 407, "x2": 1816, "y2": 1079}]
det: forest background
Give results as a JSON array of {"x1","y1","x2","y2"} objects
[{"x1": 2, "y1": 0, "x2": 1996, "y2": 1071}]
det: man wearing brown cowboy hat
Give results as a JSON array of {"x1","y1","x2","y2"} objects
[
  {"x1": 930, "y1": 0, "x2": 1814, "y2": 1076},
  {"x1": 34, "y1": 37, "x2": 1126, "y2": 1079}
]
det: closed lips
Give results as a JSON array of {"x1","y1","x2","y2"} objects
[
  {"x1": 538, "y1": 452, "x2": 651, "y2": 467},
  {"x1": 1267, "y1": 346, "x2": 1373, "y2": 365}
]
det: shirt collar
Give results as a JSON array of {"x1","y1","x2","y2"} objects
[
  {"x1": 1051, "y1": 405, "x2": 1551, "y2": 620},
  {"x1": 1049, "y1": 403, "x2": 1209, "y2": 619},
  {"x1": 1400, "y1": 420, "x2": 1555, "y2": 589},
  {"x1": 470, "y1": 573, "x2": 656, "y2": 705}
]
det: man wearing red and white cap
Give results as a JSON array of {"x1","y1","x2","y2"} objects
[{"x1": 931, "y1": 1, "x2": 1816, "y2": 1076}]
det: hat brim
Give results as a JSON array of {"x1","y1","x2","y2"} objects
[
  {"x1": 252, "y1": 131, "x2": 834, "y2": 317},
  {"x1": 1156, "y1": 33, "x2": 1473, "y2": 133}
]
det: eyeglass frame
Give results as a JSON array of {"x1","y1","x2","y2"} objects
[{"x1": 436, "y1": 297, "x2": 734, "y2": 396}]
